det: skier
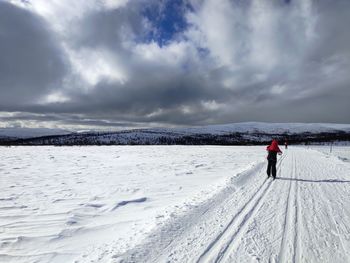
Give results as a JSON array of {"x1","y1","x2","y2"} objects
[
  {"x1": 266, "y1": 139, "x2": 282, "y2": 179},
  {"x1": 284, "y1": 140, "x2": 288, "y2": 149}
]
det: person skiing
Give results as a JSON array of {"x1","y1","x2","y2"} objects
[
  {"x1": 266, "y1": 139, "x2": 282, "y2": 179},
  {"x1": 284, "y1": 140, "x2": 288, "y2": 149}
]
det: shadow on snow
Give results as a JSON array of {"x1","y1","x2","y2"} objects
[{"x1": 276, "y1": 177, "x2": 350, "y2": 183}]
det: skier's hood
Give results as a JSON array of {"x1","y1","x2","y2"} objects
[{"x1": 267, "y1": 140, "x2": 282, "y2": 152}]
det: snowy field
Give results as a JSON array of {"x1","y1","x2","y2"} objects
[
  {"x1": 307, "y1": 145, "x2": 350, "y2": 163},
  {"x1": 0, "y1": 146, "x2": 265, "y2": 263},
  {"x1": 1, "y1": 146, "x2": 350, "y2": 263}
]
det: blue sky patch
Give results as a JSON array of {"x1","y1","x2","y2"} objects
[{"x1": 143, "y1": 0, "x2": 193, "y2": 46}]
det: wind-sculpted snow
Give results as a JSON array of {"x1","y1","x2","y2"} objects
[
  {"x1": 0, "y1": 146, "x2": 263, "y2": 263},
  {"x1": 112, "y1": 197, "x2": 148, "y2": 211}
]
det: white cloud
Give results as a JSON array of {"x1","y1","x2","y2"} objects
[
  {"x1": 66, "y1": 47, "x2": 128, "y2": 87},
  {"x1": 201, "y1": 100, "x2": 224, "y2": 111},
  {"x1": 102, "y1": 0, "x2": 130, "y2": 10},
  {"x1": 134, "y1": 41, "x2": 194, "y2": 67},
  {"x1": 41, "y1": 91, "x2": 71, "y2": 104},
  {"x1": 8, "y1": 0, "x2": 131, "y2": 92},
  {"x1": 187, "y1": 0, "x2": 244, "y2": 67},
  {"x1": 9, "y1": 0, "x2": 96, "y2": 34},
  {"x1": 270, "y1": 84, "x2": 286, "y2": 95}
]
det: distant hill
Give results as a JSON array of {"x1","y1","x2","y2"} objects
[
  {"x1": 0, "y1": 128, "x2": 71, "y2": 139},
  {"x1": 142, "y1": 122, "x2": 350, "y2": 136},
  {"x1": 1, "y1": 122, "x2": 350, "y2": 145}
]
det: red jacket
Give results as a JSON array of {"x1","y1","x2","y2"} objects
[{"x1": 266, "y1": 140, "x2": 282, "y2": 153}]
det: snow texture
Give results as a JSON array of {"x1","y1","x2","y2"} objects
[
  {"x1": 1, "y1": 145, "x2": 350, "y2": 263},
  {"x1": 0, "y1": 146, "x2": 262, "y2": 262}
]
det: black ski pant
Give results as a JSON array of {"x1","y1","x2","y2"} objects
[{"x1": 267, "y1": 160, "x2": 277, "y2": 178}]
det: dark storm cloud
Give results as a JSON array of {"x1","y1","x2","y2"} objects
[
  {"x1": 76, "y1": 74, "x2": 225, "y2": 113},
  {"x1": 0, "y1": 1, "x2": 68, "y2": 108},
  {"x1": 1, "y1": 0, "x2": 350, "y2": 128},
  {"x1": 0, "y1": 112, "x2": 145, "y2": 128},
  {"x1": 309, "y1": 0, "x2": 350, "y2": 58},
  {"x1": 14, "y1": 68, "x2": 233, "y2": 125}
]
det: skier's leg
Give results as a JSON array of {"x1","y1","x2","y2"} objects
[
  {"x1": 267, "y1": 161, "x2": 271, "y2": 177},
  {"x1": 272, "y1": 161, "x2": 277, "y2": 179}
]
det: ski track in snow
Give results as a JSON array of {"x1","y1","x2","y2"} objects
[
  {"x1": 198, "y1": 153, "x2": 287, "y2": 263},
  {"x1": 118, "y1": 147, "x2": 350, "y2": 263}
]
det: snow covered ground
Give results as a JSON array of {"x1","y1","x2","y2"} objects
[
  {"x1": 0, "y1": 146, "x2": 264, "y2": 263},
  {"x1": 1, "y1": 145, "x2": 350, "y2": 263},
  {"x1": 308, "y1": 145, "x2": 350, "y2": 163}
]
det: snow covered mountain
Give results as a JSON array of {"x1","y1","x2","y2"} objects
[
  {"x1": 183, "y1": 122, "x2": 350, "y2": 134},
  {"x1": 1, "y1": 122, "x2": 350, "y2": 145}
]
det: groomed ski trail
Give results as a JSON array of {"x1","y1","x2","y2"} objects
[
  {"x1": 118, "y1": 147, "x2": 350, "y2": 263},
  {"x1": 197, "y1": 153, "x2": 287, "y2": 263}
]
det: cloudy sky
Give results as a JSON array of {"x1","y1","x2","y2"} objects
[{"x1": 0, "y1": 0, "x2": 349, "y2": 129}]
